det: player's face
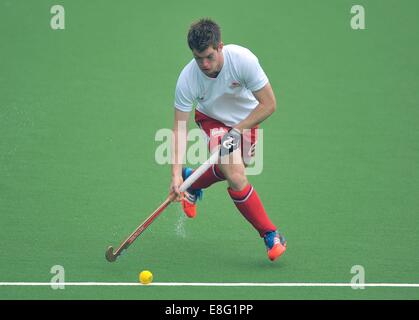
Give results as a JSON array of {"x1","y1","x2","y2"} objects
[{"x1": 193, "y1": 43, "x2": 224, "y2": 78}]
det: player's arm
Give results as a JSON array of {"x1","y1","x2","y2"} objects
[
  {"x1": 234, "y1": 82, "x2": 277, "y2": 132},
  {"x1": 170, "y1": 108, "x2": 190, "y2": 200}
]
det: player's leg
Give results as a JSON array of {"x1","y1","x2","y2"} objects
[
  {"x1": 181, "y1": 164, "x2": 225, "y2": 218},
  {"x1": 181, "y1": 112, "x2": 228, "y2": 218},
  {"x1": 191, "y1": 112, "x2": 228, "y2": 190},
  {"x1": 219, "y1": 148, "x2": 286, "y2": 261},
  {"x1": 188, "y1": 123, "x2": 227, "y2": 190}
]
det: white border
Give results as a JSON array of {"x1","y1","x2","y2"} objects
[{"x1": 1, "y1": 282, "x2": 418, "y2": 287}]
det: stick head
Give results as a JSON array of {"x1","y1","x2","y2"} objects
[{"x1": 105, "y1": 246, "x2": 117, "y2": 262}]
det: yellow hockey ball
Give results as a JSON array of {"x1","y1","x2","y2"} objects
[{"x1": 139, "y1": 270, "x2": 153, "y2": 285}]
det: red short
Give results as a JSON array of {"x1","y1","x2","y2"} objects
[{"x1": 195, "y1": 110, "x2": 258, "y2": 165}]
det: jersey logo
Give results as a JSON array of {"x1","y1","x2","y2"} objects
[{"x1": 230, "y1": 81, "x2": 241, "y2": 88}]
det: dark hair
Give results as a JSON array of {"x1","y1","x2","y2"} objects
[{"x1": 187, "y1": 18, "x2": 221, "y2": 52}]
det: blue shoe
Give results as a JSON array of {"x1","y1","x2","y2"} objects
[
  {"x1": 264, "y1": 230, "x2": 287, "y2": 261},
  {"x1": 181, "y1": 167, "x2": 203, "y2": 218}
]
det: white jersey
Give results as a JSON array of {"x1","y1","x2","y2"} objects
[{"x1": 174, "y1": 44, "x2": 269, "y2": 127}]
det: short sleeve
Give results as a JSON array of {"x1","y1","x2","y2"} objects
[
  {"x1": 174, "y1": 74, "x2": 194, "y2": 112},
  {"x1": 241, "y1": 51, "x2": 269, "y2": 92}
]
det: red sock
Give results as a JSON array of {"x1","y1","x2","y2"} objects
[
  {"x1": 191, "y1": 164, "x2": 225, "y2": 189},
  {"x1": 228, "y1": 184, "x2": 277, "y2": 237}
]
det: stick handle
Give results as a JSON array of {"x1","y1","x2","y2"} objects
[
  {"x1": 179, "y1": 150, "x2": 219, "y2": 192},
  {"x1": 107, "y1": 149, "x2": 220, "y2": 261}
]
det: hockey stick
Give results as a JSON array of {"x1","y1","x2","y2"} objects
[{"x1": 105, "y1": 150, "x2": 219, "y2": 262}]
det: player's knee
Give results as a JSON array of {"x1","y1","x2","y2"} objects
[{"x1": 226, "y1": 171, "x2": 248, "y2": 191}]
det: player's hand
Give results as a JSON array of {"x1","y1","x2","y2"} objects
[
  {"x1": 169, "y1": 175, "x2": 183, "y2": 202},
  {"x1": 220, "y1": 128, "x2": 241, "y2": 157}
]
